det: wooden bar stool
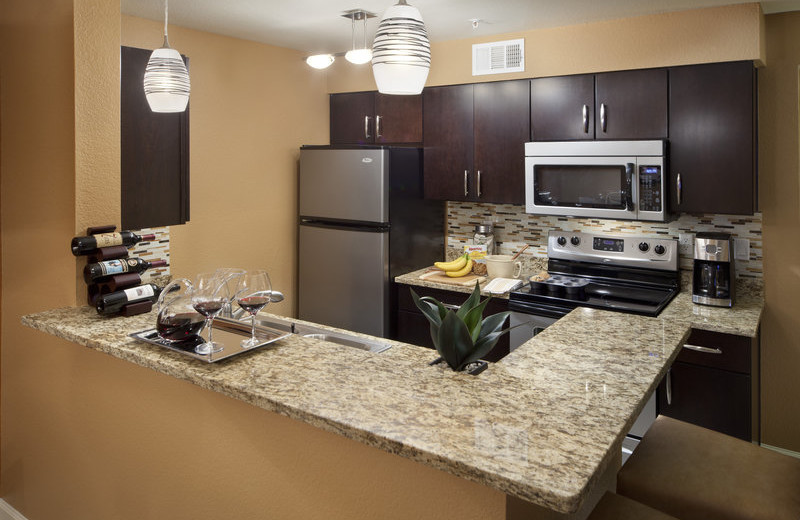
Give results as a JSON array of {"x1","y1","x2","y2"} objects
[
  {"x1": 617, "y1": 415, "x2": 800, "y2": 520},
  {"x1": 587, "y1": 492, "x2": 679, "y2": 520}
]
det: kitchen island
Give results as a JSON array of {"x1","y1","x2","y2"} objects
[{"x1": 22, "y1": 281, "x2": 762, "y2": 518}]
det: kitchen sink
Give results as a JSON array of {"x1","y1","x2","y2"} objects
[{"x1": 293, "y1": 324, "x2": 392, "y2": 353}]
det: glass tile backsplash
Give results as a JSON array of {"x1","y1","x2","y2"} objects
[{"x1": 447, "y1": 202, "x2": 762, "y2": 278}]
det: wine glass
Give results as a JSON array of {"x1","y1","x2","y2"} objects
[
  {"x1": 191, "y1": 272, "x2": 229, "y2": 355},
  {"x1": 215, "y1": 267, "x2": 246, "y2": 317},
  {"x1": 236, "y1": 270, "x2": 272, "y2": 348}
]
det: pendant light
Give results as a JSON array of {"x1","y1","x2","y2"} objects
[
  {"x1": 144, "y1": 0, "x2": 190, "y2": 113},
  {"x1": 345, "y1": 10, "x2": 373, "y2": 65},
  {"x1": 371, "y1": 0, "x2": 430, "y2": 95}
]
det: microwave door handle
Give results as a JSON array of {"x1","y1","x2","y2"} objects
[{"x1": 625, "y1": 163, "x2": 635, "y2": 211}]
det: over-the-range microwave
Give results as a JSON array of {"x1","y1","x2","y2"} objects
[{"x1": 524, "y1": 140, "x2": 667, "y2": 222}]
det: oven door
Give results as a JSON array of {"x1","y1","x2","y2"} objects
[{"x1": 525, "y1": 155, "x2": 638, "y2": 220}]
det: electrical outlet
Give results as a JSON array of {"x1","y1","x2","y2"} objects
[
  {"x1": 735, "y1": 238, "x2": 750, "y2": 260},
  {"x1": 678, "y1": 233, "x2": 694, "y2": 256}
]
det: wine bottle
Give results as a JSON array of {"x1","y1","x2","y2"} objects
[
  {"x1": 71, "y1": 231, "x2": 156, "y2": 256},
  {"x1": 83, "y1": 257, "x2": 168, "y2": 283},
  {"x1": 95, "y1": 283, "x2": 162, "y2": 315}
]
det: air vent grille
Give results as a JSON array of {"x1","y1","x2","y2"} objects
[{"x1": 472, "y1": 38, "x2": 525, "y2": 76}]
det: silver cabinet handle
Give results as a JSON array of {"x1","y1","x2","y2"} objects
[
  {"x1": 600, "y1": 103, "x2": 607, "y2": 133},
  {"x1": 364, "y1": 116, "x2": 372, "y2": 140},
  {"x1": 477, "y1": 170, "x2": 482, "y2": 198},
  {"x1": 676, "y1": 173, "x2": 682, "y2": 205},
  {"x1": 582, "y1": 104, "x2": 589, "y2": 133},
  {"x1": 666, "y1": 369, "x2": 672, "y2": 406},
  {"x1": 376, "y1": 115, "x2": 382, "y2": 139},
  {"x1": 683, "y1": 344, "x2": 723, "y2": 355},
  {"x1": 464, "y1": 170, "x2": 469, "y2": 197}
]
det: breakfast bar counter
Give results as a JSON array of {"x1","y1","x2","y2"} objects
[{"x1": 21, "y1": 284, "x2": 763, "y2": 517}]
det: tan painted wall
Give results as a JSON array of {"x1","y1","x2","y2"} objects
[
  {"x1": 120, "y1": 15, "x2": 329, "y2": 316},
  {"x1": 0, "y1": 3, "x2": 506, "y2": 519},
  {"x1": 328, "y1": 3, "x2": 766, "y2": 93},
  {"x1": 758, "y1": 11, "x2": 800, "y2": 451}
]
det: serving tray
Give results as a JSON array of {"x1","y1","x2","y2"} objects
[{"x1": 130, "y1": 317, "x2": 291, "y2": 363}]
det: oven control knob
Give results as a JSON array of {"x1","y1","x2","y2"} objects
[
  {"x1": 557, "y1": 236, "x2": 567, "y2": 246},
  {"x1": 638, "y1": 242, "x2": 650, "y2": 252},
  {"x1": 570, "y1": 236, "x2": 581, "y2": 246},
  {"x1": 654, "y1": 244, "x2": 666, "y2": 255}
]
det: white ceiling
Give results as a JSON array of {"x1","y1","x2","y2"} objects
[{"x1": 121, "y1": 0, "x2": 800, "y2": 55}]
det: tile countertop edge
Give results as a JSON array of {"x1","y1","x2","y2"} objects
[{"x1": 20, "y1": 308, "x2": 593, "y2": 513}]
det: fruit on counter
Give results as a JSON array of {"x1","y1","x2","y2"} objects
[
  {"x1": 434, "y1": 253, "x2": 468, "y2": 272},
  {"x1": 446, "y1": 258, "x2": 473, "y2": 278}
]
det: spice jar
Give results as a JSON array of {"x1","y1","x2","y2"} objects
[{"x1": 473, "y1": 223, "x2": 495, "y2": 255}]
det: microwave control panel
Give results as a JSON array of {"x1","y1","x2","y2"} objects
[{"x1": 639, "y1": 166, "x2": 662, "y2": 212}]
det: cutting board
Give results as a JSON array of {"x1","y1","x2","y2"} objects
[{"x1": 418, "y1": 269, "x2": 486, "y2": 287}]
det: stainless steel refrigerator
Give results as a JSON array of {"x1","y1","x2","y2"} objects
[{"x1": 298, "y1": 146, "x2": 444, "y2": 338}]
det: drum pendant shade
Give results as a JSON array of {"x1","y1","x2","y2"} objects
[
  {"x1": 371, "y1": 0, "x2": 430, "y2": 95},
  {"x1": 144, "y1": 0, "x2": 190, "y2": 113}
]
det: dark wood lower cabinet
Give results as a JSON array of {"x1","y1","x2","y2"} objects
[
  {"x1": 394, "y1": 284, "x2": 510, "y2": 363},
  {"x1": 657, "y1": 328, "x2": 759, "y2": 442}
]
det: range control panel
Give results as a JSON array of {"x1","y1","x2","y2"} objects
[{"x1": 548, "y1": 231, "x2": 678, "y2": 271}]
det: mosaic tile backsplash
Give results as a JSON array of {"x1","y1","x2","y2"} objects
[
  {"x1": 447, "y1": 202, "x2": 763, "y2": 278},
  {"x1": 130, "y1": 227, "x2": 170, "y2": 283}
]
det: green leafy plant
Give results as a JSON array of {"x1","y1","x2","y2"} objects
[{"x1": 411, "y1": 281, "x2": 511, "y2": 371}]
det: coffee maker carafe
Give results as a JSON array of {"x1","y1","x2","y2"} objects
[{"x1": 692, "y1": 232, "x2": 735, "y2": 307}]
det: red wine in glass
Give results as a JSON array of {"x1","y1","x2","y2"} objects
[
  {"x1": 238, "y1": 296, "x2": 270, "y2": 315},
  {"x1": 157, "y1": 312, "x2": 205, "y2": 342},
  {"x1": 193, "y1": 301, "x2": 225, "y2": 318}
]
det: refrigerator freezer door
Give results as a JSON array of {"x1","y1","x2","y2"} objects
[
  {"x1": 298, "y1": 223, "x2": 389, "y2": 337},
  {"x1": 299, "y1": 148, "x2": 389, "y2": 224}
]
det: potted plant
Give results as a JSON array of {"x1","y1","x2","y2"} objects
[{"x1": 410, "y1": 281, "x2": 511, "y2": 375}]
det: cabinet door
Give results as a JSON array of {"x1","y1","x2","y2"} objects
[
  {"x1": 658, "y1": 361, "x2": 751, "y2": 441},
  {"x1": 375, "y1": 93, "x2": 422, "y2": 144},
  {"x1": 668, "y1": 61, "x2": 756, "y2": 215},
  {"x1": 595, "y1": 68, "x2": 668, "y2": 139},
  {"x1": 530, "y1": 74, "x2": 594, "y2": 140},
  {"x1": 423, "y1": 84, "x2": 475, "y2": 200},
  {"x1": 330, "y1": 92, "x2": 375, "y2": 145},
  {"x1": 121, "y1": 46, "x2": 190, "y2": 229},
  {"x1": 473, "y1": 80, "x2": 529, "y2": 204}
]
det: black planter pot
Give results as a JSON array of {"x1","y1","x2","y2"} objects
[{"x1": 428, "y1": 356, "x2": 488, "y2": 376}]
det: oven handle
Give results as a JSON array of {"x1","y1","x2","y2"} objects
[{"x1": 624, "y1": 163, "x2": 635, "y2": 211}]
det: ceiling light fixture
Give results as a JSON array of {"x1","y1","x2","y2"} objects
[
  {"x1": 306, "y1": 54, "x2": 336, "y2": 69},
  {"x1": 344, "y1": 10, "x2": 374, "y2": 65},
  {"x1": 143, "y1": 0, "x2": 190, "y2": 112},
  {"x1": 371, "y1": 0, "x2": 430, "y2": 95}
]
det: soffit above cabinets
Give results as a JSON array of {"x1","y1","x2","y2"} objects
[{"x1": 121, "y1": 0, "x2": 800, "y2": 55}]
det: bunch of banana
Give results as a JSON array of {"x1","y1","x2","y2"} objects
[{"x1": 434, "y1": 253, "x2": 473, "y2": 278}]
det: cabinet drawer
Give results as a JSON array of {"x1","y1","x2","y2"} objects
[{"x1": 676, "y1": 328, "x2": 753, "y2": 374}]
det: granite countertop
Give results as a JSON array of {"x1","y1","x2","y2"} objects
[
  {"x1": 21, "y1": 269, "x2": 763, "y2": 514},
  {"x1": 396, "y1": 266, "x2": 764, "y2": 338}
]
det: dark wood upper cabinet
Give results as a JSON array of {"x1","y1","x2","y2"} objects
[
  {"x1": 473, "y1": 81, "x2": 529, "y2": 204},
  {"x1": 668, "y1": 61, "x2": 757, "y2": 215},
  {"x1": 423, "y1": 80, "x2": 529, "y2": 204},
  {"x1": 422, "y1": 84, "x2": 475, "y2": 201},
  {"x1": 531, "y1": 74, "x2": 595, "y2": 140},
  {"x1": 594, "y1": 68, "x2": 668, "y2": 139},
  {"x1": 531, "y1": 69, "x2": 666, "y2": 141},
  {"x1": 121, "y1": 46, "x2": 190, "y2": 230},
  {"x1": 330, "y1": 91, "x2": 422, "y2": 145}
]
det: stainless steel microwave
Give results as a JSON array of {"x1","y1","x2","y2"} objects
[{"x1": 524, "y1": 140, "x2": 667, "y2": 221}]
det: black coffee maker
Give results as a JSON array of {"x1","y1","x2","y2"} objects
[{"x1": 692, "y1": 232, "x2": 735, "y2": 307}]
